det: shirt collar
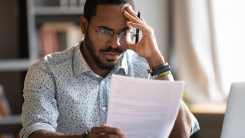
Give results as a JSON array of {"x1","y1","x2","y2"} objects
[
  {"x1": 113, "y1": 51, "x2": 128, "y2": 75},
  {"x1": 73, "y1": 41, "x2": 92, "y2": 77},
  {"x1": 73, "y1": 41, "x2": 129, "y2": 77}
]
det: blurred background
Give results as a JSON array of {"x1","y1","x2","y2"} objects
[{"x1": 0, "y1": 0, "x2": 245, "y2": 137}]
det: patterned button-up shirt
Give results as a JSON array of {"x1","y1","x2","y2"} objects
[{"x1": 20, "y1": 42, "x2": 199, "y2": 138}]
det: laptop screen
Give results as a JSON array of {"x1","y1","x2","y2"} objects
[{"x1": 221, "y1": 82, "x2": 245, "y2": 138}]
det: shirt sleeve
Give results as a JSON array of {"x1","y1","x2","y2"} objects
[
  {"x1": 190, "y1": 112, "x2": 200, "y2": 135},
  {"x1": 19, "y1": 60, "x2": 59, "y2": 138}
]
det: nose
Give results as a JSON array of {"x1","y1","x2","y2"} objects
[{"x1": 106, "y1": 33, "x2": 121, "y2": 48}]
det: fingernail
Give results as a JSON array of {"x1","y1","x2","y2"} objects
[{"x1": 121, "y1": 134, "x2": 126, "y2": 138}]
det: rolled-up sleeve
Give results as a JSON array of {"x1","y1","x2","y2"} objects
[
  {"x1": 190, "y1": 113, "x2": 200, "y2": 135},
  {"x1": 20, "y1": 60, "x2": 59, "y2": 138}
]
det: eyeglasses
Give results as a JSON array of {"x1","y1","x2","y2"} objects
[{"x1": 89, "y1": 23, "x2": 135, "y2": 44}]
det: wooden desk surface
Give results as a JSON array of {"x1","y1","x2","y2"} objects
[
  {"x1": 189, "y1": 103, "x2": 227, "y2": 138},
  {"x1": 190, "y1": 103, "x2": 227, "y2": 114}
]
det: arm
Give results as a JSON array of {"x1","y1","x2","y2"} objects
[
  {"x1": 21, "y1": 62, "x2": 126, "y2": 138},
  {"x1": 147, "y1": 54, "x2": 192, "y2": 138},
  {"x1": 29, "y1": 126, "x2": 126, "y2": 138},
  {"x1": 29, "y1": 130, "x2": 81, "y2": 138},
  {"x1": 152, "y1": 61, "x2": 192, "y2": 138},
  {"x1": 19, "y1": 61, "x2": 61, "y2": 138},
  {"x1": 168, "y1": 101, "x2": 192, "y2": 138},
  {"x1": 124, "y1": 6, "x2": 195, "y2": 138},
  {"x1": 148, "y1": 59, "x2": 192, "y2": 138}
]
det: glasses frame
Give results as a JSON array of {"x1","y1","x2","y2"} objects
[{"x1": 89, "y1": 23, "x2": 135, "y2": 44}]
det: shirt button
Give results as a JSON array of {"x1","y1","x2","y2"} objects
[
  {"x1": 102, "y1": 107, "x2": 106, "y2": 111},
  {"x1": 101, "y1": 81, "x2": 105, "y2": 85}
]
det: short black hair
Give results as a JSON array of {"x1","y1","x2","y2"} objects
[{"x1": 84, "y1": 0, "x2": 136, "y2": 23}]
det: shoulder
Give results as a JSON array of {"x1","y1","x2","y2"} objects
[
  {"x1": 27, "y1": 45, "x2": 77, "y2": 80},
  {"x1": 42, "y1": 45, "x2": 75, "y2": 66},
  {"x1": 34, "y1": 44, "x2": 76, "y2": 68}
]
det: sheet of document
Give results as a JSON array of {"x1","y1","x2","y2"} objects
[{"x1": 106, "y1": 75, "x2": 185, "y2": 138}]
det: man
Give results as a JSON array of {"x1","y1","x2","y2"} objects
[{"x1": 20, "y1": 0, "x2": 199, "y2": 138}]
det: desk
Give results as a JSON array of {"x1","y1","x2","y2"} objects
[{"x1": 190, "y1": 103, "x2": 226, "y2": 138}]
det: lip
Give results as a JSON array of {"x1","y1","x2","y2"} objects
[{"x1": 102, "y1": 52, "x2": 121, "y2": 60}]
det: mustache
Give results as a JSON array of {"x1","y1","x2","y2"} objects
[{"x1": 99, "y1": 47, "x2": 124, "y2": 53}]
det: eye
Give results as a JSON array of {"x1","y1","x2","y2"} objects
[
  {"x1": 120, "y1": 32, "x2": 127, "y2": 36},
  {"x1": 99, "y1": 29, "x2": 109, "y2": 34}
]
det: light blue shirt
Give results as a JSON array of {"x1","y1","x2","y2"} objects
[{"x1": 20, "y1": 42, "x2": 199, "y2": 138}]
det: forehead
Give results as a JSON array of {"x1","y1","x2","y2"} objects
[{"x1": 91, "y1": 4, "x2": 129, "y2": 28}]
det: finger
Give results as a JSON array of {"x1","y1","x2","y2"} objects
[
  {"x1": 127, "y1": 43, "x2": 137, "y2": 51},
  {"x1": 126, "y1": 6, "x2": 138, "y2": 17},
  {"x1": 100, "y1": 134, "x2": 116, "y2": 138},
  {"x1": 140, "y1": 17, "x2": 146, "y2": 24},
  {"x1": 91, "y1": 126, "x2": 121, "y2": 135},
  {"x1": 124, "y1": 11, "x2": 142, "y2": 24},
  {"x1": 121, "y1": 134, "x2": 127, "y2": 138},
  {"x1": 127, "y1": 21, "x2": 147, "y2": 32},
  {"x1": 100, "y1": 134, "x2": 126, "y2": 138},
  {"x1": 101, "y1": 124, "x2": 107, "y2": 127},
  {"x1": 127, "y1": 36, "x2": 146, "y2": 49}
]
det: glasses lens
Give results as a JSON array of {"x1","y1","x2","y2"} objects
[
  {"x1": 119, "y1": 32, "x2": 134, "y2": 44},
  {"x1": 97, "y1": 30, "x2": 113, "y2": 42}
]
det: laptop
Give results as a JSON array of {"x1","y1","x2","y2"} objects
[{"x1": 220, "y1": 82, "x2": 245, "y2": 138}]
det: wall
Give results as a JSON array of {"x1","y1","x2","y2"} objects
[{"x1": 133, "y1": 0, "x2": 170, "y2": 62}]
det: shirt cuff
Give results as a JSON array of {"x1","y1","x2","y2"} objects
[
  {"x1": 19, "y1": 122, "x2": 56, "y2": 138},
  {"x1": 190, "y1": 113, "x2": 200, "y2": 135}
]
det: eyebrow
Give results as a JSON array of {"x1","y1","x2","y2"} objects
[{"x1": 97, "y1": 26, "x2": 131, "y2": 31}]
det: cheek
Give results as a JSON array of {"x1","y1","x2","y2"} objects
[
  {"x1": 87, "y1": 30, "x2": 104, "y2": 53},
  {"x1": 91, "y1": 36, "x2": 107, "y2": 54}
]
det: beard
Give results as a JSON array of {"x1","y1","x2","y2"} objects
[{"x1": 84, "y1": 31, "x2": 125, "y2": 70}]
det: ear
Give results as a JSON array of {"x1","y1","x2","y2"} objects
[{"x1": 79, "y1": 16, "x2": 88, "y2": 34}]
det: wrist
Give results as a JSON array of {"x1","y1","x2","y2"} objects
[
  {"x1": 80, "y1": 131, "x2": 90, "y2": 138},
  {"x1": 146, "y1": 54, "x2": 165, "y2": 68}
]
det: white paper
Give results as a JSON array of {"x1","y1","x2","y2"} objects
[{"x1": 106, "y1": 75, "x2": 185, "y2": 138}]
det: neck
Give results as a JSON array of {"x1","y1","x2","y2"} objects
[{"x1": 81, "y1": 42, "x2": 111, "y2": 78}]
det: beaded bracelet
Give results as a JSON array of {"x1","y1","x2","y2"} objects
[
  {"x1": 147, "y1": 63, "x2": 171, "y2": 77},
  {"x1": 152, "y1": 70, "x2": 171, "y2": 79}
]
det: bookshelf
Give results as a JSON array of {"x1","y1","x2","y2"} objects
[
  {"x1": 0, "y1": 0, "x2": 84, "y2": 135},
  {"x1": 0, "y1": 115, "x2": 22, "y2": 133},
  {"x1": 0, "y1": 59, "x2": 33, "y2": 71},
  {"x1": 27, "y1": 0, "x2": 84, "y2": 65},
  {"x1": 0, "y1": 0, "x2": 84, "y2": 71},
  {"x1": 34, "y1": 7, "x2": 84, "y2": 15}
]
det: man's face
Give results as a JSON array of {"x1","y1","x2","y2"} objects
[{"x1": 84, "y1": 4, "x2": 131, "y2": 70}]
